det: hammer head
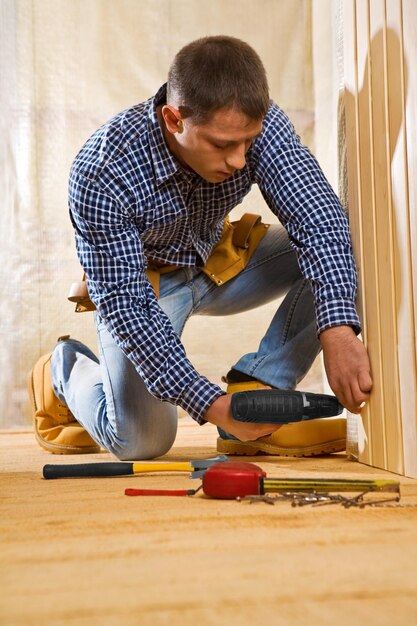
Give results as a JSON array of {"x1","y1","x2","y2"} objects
[{"x1": 190, "y1": 454, "x2": 229, "y2": 478}]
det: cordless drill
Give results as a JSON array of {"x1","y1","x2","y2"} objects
[{"x1": 231, "y1": 389, "x2": 344, "y2": 425}]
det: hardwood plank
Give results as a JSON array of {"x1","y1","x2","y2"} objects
[
  {"x1": 355, "y1": 0, "x2": 387, "y2": 467},
  {"x1": 400, "y1": 0, "x2": 417, "y2": 476},
  {"x1": 386, "y1": 0, "x2": 417, "y2": 476},
  {"x1": 368, "y1": 0, "x2": 404, "y2": 473},
  {"x1": 344, "y1": 0, "x2": 371, "y2": 462},
  {"x1": 1, "y1": 429, "x2": 417, "y2": 625}
]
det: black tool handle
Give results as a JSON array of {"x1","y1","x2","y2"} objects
[
  {"x1": 231, "y1": 389, "x2": 344, "y2": 424},
  {"x1": 43, "y1": 462, "x2": 134, "y2": 479}
]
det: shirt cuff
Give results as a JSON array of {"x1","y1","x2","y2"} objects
[
  {"x1": 316, "y1": 298, "x2": 361, "y2": 336},
  {"x1": 177, "y1": 376, "x2": 226, "y2": 424}
]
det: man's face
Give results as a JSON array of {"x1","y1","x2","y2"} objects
[{"x1": 161, "y1": 106, "x2": 263, "y2": 183}]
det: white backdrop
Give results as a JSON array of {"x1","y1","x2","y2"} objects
[{"x1": 1, "y1": 0, "x2": 340, "y2": 427}]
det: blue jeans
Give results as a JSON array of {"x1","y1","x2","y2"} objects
[{"x1": 51, "y1": 225, "x2": 320, "y2": 460}]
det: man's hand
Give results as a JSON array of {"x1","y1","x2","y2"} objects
[
  {"x1": 320, "y1": 325, "x2": 372, "y2": 413},
  {"x1": 204, "y1": 394, "x2": 281, "y2": 441}
]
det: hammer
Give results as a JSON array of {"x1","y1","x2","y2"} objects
[{"x1": 43, "y1": 454, "x2": 228, "y2": 480}]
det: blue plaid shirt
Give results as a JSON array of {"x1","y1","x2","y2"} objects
[{"x1": 69, "y1": 83, "x2": 360, "y2": 424}]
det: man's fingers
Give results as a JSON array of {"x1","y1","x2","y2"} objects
[
  {"x1": 352, "y1": 372, "x2": 372, "y2": 410},
  {"x1": 341, "y1": 383, "x2": 357, "y2": 414},
  {"x1": 328, "y1": 373, "x2": 353, "y2": 411},
  {"x1": 358, "y1": 369, "x2": 373, "y2": 393},
  {"x1": 330, "y1": 377, "x2": 369, "y2": 414},
  {"x1": 344, "y1": 379, "x2": 370, "y2": 413}
]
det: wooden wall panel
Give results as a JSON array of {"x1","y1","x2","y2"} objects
[
  {"x1": 371, "y1": 0, "x2": 404, "y2": 473},
  {"x1": 345, "y1": 0, "x2": 371, "y2": 465},
  {"x1": 399, "y1": 0, "x2": 417, "y2": 476},
  {"x1": 357, "y1": 0, "x2": 388, "y2": 469},
  {"x1": 344, "y1": 0, "x2": 417, "y2": 477}
]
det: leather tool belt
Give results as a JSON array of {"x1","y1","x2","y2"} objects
[{"x1": 68, "y1": 213, "x2": 269, "y2": 312}]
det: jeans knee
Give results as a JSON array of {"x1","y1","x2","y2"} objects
[
  {"x1": 111, "y1": 434, "x2": 176, "y2": 461},
  {"x1": 108, "y1": 412, "x2": 178, "y2": 461}
]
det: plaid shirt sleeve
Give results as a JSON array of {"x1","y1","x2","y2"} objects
[
  {"x1": 253, "y1": 105, "x2": 361, "y2": 335},
  {"x1": 69, "y1": 173, "x2": 225, "y2": 424}
]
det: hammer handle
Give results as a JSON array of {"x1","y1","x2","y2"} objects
[
  {"x1": 43, "y1": 461, "x2": 194, "y2": 479},
  {"x1": 43, "y1": 462, "x2": 134, "y2": 479}
]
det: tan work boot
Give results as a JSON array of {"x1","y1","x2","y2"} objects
[
  {"x1": 221, "y1": 369, "x2": 269, "y2": 394},
  {"x1": 218, "y1": 371, "x2": 346, "y2": 456},
  {"x1": 217, "y1": 418, "x2": 346, "y2": 456},
  {"x1": 28, "y1": 345, "x2": 100, "y2": 454}
]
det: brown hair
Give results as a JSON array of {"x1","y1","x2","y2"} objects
[{"x1": 167, "y1": 36, "x2": 269, "y2": 124}]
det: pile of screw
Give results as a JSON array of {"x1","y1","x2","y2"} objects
[{"x1": 236, "y1": 491, "x2": 411, "y2": 508}]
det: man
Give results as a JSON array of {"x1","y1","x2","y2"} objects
[{"x1": 29, "y1": 36, "x2": 372, "y2": 459}]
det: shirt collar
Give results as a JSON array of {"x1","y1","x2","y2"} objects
[{"x1": 148, "y1": 83, "x2": 197, "y2": 185}]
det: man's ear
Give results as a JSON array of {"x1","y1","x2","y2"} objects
[{"x1": 161, "y1": 105, "x2": 184, "y2": 134}]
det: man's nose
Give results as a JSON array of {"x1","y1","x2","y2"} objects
[{"x1": 225, "y1": 144, "x2": 246, "y2": 171}]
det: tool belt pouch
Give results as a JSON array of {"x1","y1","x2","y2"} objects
[
  {"x1": 68, "y1": 276, "x2": 96, "y2": 313},
  {"x1": 68, "y1": 213, "x2": 269, "y2": 311},
  {"x1": 202, "y1": 213, "x2": 269, "y2": 286}
]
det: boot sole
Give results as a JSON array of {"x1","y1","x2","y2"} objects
[
  {"x1": 226, "y1": 381, "x2": 268, "y2": 393},
  {"x1": 216, "y1": 436, "x2": 346, "y2": 457},
  {"x1": 27, "y1": 364, "x2": 100, "y2": 455}
]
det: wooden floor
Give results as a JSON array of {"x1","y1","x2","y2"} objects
[{"x1": 1, "y1": 418, "x2": 417, "y2": 626}]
